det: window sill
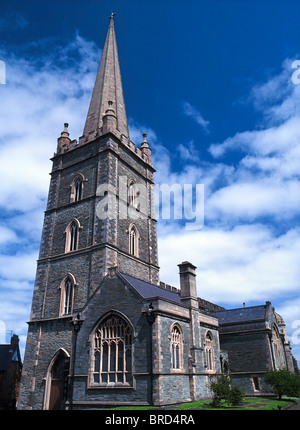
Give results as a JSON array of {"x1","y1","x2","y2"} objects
[{"x1": 88, "y1": 382, "x2": 134, "y2": 390}]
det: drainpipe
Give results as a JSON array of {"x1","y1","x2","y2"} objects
[{"x1": 146, "y1": 303, "x2": 156, "y2": 406}]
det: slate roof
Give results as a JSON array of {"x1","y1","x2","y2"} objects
[
  {"x1": 120, "y1": 272, "x2": 182, "y2": 304},
  {"x1": 215, "y1": 305, "x2": 267, "y2": 325}
]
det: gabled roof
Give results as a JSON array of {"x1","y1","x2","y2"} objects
[
  {"x1": 215, "y1": 305, "x2": 267, "y2": 325},
  {"x1": 120, "y1": 272, "x2": 182, "y2": 304}
]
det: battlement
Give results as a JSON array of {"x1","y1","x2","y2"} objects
[{"x1": 55, "y1": 124, "x2": 152, "y2": 166}]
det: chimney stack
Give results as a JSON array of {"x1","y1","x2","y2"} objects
[{"x1": 178, "y1": 261, "x2": 198, "y2": 307}]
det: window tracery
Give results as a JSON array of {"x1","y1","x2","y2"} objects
[
  {"x1": 70, "y1": 174, "x2": 84, "y2": 202},
  {"x1": 128, "y1": 224, "x2": 139, "y2": 257},
  {"x1": 171, "y1": 324, "x2": 183, "y2": 370},
  {"x1": 205, "y1": 331, "x2": 214, "y2": 371},
  {"x1": 92, "y1": 314, "x2": 133, "y2": 386},
  {"x1": 65, "y1": 219, "x2": 80, "y2": 252}
]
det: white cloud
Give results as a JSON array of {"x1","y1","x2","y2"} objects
[
  {"x1": 177, "y1": 140, "x2": 200, "y2": 162},
  {"x1": 158, "y1": 224, "x2": 300, "y2": 306},
  {"x1": 182, "y1": 101, "x2": 210, "y2": 133}
]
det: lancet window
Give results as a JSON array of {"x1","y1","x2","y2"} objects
[{"x1": 171, "y1": 324, "x2": 183, "y2": 370}]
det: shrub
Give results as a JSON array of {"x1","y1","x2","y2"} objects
[
  {"x1": 210, "y1": 374, "x2": 244, "y2": 407},
  {"x1": 264, "y1": 368, "x2": 300, "y2": 400},
  {"x1": 227, "y1": 385, "x2": 244, "y2": 406}
]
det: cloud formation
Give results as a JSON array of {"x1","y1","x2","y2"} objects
[
  {"x1": 182, "y1": 101, "x2": 210, "y2": 133},
  {"x1": 0, "y1": 33, "x2": 101, "y2": 356}
]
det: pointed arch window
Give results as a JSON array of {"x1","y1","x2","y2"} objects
[
  {"x1": 70, "y1": 174, "x2": 84, "y2": 203},
  {"x1": 171, "y1": 324, "x2": 183, "y2": 370},
  {"x1": 92, "y1": 314, "x2": 133, "y2": 386},
  {"x1": 59, "y1": 275, "x2": 76, "y2": 316},
  {"x1": 205, "y1": 331, "x2": 215, "y2": 371},
  {"x1": 65, "y1": 219, "x2": 80, "y2": 252},
  {"x1": 128, "y1": 181, "x2": 139, "y2": 209},
  {"x1": 128, "y1": 224, "x2": 139, "y2": 257}
]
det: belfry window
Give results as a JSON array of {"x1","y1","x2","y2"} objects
[
  {"x1": 171, "y1": 324, "x2": 183, "y2": 370},
  {"x1": 92, "y1": 314, "x2": 133, "y2": 386},
  {"x1": 205, "y1": 331, "x2": 215, "y2": 371},
  {"x1": 128, "y1": 181, "x2": 139, "y2": 209}
]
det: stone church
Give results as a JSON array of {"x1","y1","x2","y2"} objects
[{"x1": 18, "y1": 16, "x2": 297, "y2": 410}]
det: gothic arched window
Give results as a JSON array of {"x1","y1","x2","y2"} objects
[
  {"x1": 171, "y1": 324, "x2": 183, "y2": 370},
  {"x1": 129, "y1": 224, "x2": 139, "y2": 257},
  {"x1": 70, "y1": 174, "x2": 84, "y2": 203},
  {"x1": 59, "y1": 275, "x2": 76, "y2": 316},
  {"x1": 65, "y1": 219, "x2": 80, "y2": 252},
  {"x1": 205, "y1": 331, "x2": 215, "y2": 371},
  {"x1": 92, "y1": 314, "x2": 133, "y2": 386},
  {"x1": 128, "y1": 181, "x2": 139, "y2": 209}
]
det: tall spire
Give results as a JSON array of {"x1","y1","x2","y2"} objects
[{"x1": 82, "y1": 14, "x2": 129, "y2": 140}]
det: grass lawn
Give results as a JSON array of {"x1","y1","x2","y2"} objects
[
  {"x1": 108, "y1": 397, "x2": 298, "y2": 411},
  {"x1": 175, "y1": 396, "x2": 298, "y2": 410}
]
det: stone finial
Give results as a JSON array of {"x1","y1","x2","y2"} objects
[
  {"x1": 141, "y1": 133, "x2": 149, "y2": 148},
  {"x1": 57, "y1": 122, "x2": 71, "y2": 153},
  {"x1": 61, "y1": 123, "x2": 69, "y2": 137},
  {"x1": 141, "y1": 133, "x2": 152, "y2": 163}
]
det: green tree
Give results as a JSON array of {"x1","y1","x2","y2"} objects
[{"x1": 264, "y1": 368, "x2": 300, "y2": 400}]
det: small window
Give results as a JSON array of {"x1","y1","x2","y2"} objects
[
  {"x1": 205, "y1": 331, "x2": 215, "y2": 371},
  {"x1": 253, "y1": 376, "x2": 260, "y2": 392},
  {"x1": 70, "y1": 174, "x2": 84, "y2": 202},
  {"x1": 65, "y1": 219, "x2": 80, "y2": 252},
  {"x1": 64, "y1": 278, "x2": 73, "y2": 315},
  {"x1": 171, "y1": 324, "x2": 183, "y2": 370},
  {"x1": 128, "y1": 224, "x2": 139, "y2": 257},
  {"x1": 59, "y1": 276, "x2": 75, "y2": 316},
  {"x1": 128, "y1": 181, "x2": 139, "y2": 209},
  {"x1": 74, "y1": 178, "x2": 83, "y2": 201},
  {"x1": 69, "y1": 222, "x2": 78, "y2": 251}
]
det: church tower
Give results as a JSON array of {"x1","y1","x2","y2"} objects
[{"x1": 18, "y1": 15, "x2": 161, "y2": 410}]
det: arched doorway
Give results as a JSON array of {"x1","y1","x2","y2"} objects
[{"x1": 45, "y1": 350, "x2": 70, "y2": 410}]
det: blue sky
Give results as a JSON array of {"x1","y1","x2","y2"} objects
[{"x1": 0, "y1": 0, "x2": 300, "y2": 365}]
